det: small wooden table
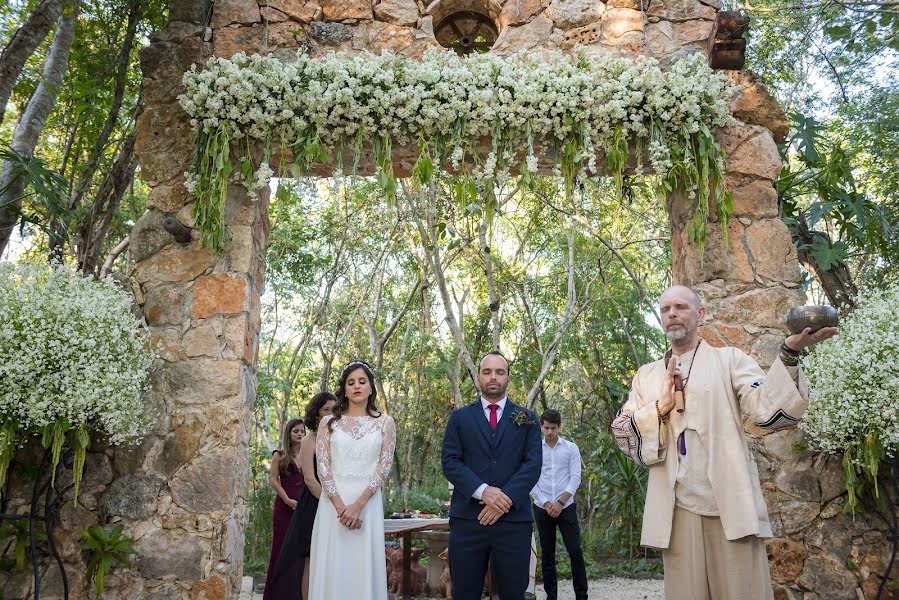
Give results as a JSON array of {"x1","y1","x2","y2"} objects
[{"x1": 384, "y1": 518, "x2": 450, "y2": 600}]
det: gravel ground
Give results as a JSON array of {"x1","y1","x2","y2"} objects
[
  {"x1": 240, "y1": 576, "x2": 665, "y2": 599},
  {"x1": 536, "y1": 577, "x2": 664, "y2": 600}
]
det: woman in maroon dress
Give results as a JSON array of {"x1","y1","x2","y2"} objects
[
  {"x1": 262, "y1": 417, "x2": 305, "y2": 600},
  {"x1": 269, "y1": 391, "x2": 337, "y2": 600}
]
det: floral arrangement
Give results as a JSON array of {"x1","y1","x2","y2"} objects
[
  {"x1": 800, "y1": 284, "x2": 899, "y2": 512},
  {"x1": 0, "y1": 262, "x2": 155, "y2": 500},
  {"x1": 511, "y1": 409, "x2": 538, "y2": 427},
  {"x1": 179, "y1": 49, "x2": 734, "y2": 252}
]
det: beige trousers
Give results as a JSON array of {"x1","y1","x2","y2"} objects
[{"x1": 662, "y1": 508, "x2": 774, "y2": 600}]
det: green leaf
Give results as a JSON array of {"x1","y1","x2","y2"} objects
[{"x1": 810, "y1": 237, "x2": 848, "y2": 271}]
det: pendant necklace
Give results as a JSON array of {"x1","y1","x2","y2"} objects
[{"x1": 664, "y1": 339, "x2": 701, "y2": 455}]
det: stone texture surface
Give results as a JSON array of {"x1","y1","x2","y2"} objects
[
  {"x1": 647, "y1": 0, "x2": 716, "y2": 22},
  {"x1": 492, "y1": 15, "x2": 555, "y2": 54},
  {"x1": 130, "y1": 210, "x2": 173, "y2": 263},
  {"x1": 213, "y1": 24, "x2": 265, "y2": 58},
  {"x1": 135, "y1": 103, "x2": 194, "y2": 185},
  {"x1": 265, "y1": 0, "x2": 322, "y2": 22},
  {"x1": 193, "y1": 273, "x2": 248, "y2": 318},
  {"x1": 321, "y1": 0, "x2": 373, "y2": 21},
  {"x1": 499, "y1": 0, "x2": 545, "y2": 27},
  {"x1": 728, "y1": 70, "x2": 790, "y2": 143},
  {"x1": 99, "y1": 474, "x2": 166, "y2": 519},
  {"x1": 546, "y1": 0, "x2": 605, "y2": 29},
  {"x1": 170, "y1": 450, "x2": 240, "y2": 513},
  {"x1": 746, "y1": 218, "x2": 802, "y2": 283},
  {"x1": 730, "y1": 177, "x2": 779, "y2": 219},
  {"x1": 374, "y1": 0, "x2": 420, "y2": 25},
  {"x1": 352, "y1": 21, "x2": 418, "y2": 53},
  {"x1": 768, "y1": 538, "x2": 807, "y2": 583},
  {"x1": 144, "y1": 283, "x2": 192, "y2": 326},
  {"x1": 798, "y1": 553, "x2": 860, "y2": 600},
  {"x1": 147, "y1": 180, "x2": 191, "y2": 212},
  {"x1": 601, "y1": 8, "x2": 644, "y2": 39},
  {"x1": 719, "y1": 124, "x2": 783, "y2": 181},
  {"x1": 210, "y1": 0, "x2": 261, "y2": 27},
  {"x1": 134, "y1": 528, "x2": 209, "y2": 580},
  {"x1": 133, "y1": 244, "x2": 214, "y2": 283}
]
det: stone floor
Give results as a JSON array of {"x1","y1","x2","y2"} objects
[{"x1": 238, "y1": 576, "x2": 665, "y2": 599}]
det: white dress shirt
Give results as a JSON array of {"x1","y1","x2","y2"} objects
[
  {"x1": 531, "y1": 436, "x2": 582, "y2": 509},
  {"x1": 472, "y1": 396, "x2": 507, "y2": 500}
]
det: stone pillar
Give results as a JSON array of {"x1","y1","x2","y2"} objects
[
  {"x1": 107, "y1": 3, "x2": 268, "y2": 598},
  {"x1": 668, "y1": 120, "x2": 804, "y2": 367}
]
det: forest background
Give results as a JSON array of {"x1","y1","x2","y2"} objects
[{"x1": 1, "y1": 0, "x2": 896, "y2": 579}]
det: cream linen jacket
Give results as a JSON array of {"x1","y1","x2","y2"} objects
[{"x1": 611, "y1": 342, "x2": 809, "y2": 549}]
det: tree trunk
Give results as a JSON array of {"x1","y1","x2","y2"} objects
[
  {"x1": 50, "y1": 0, "x2": 142, "y2": 261},
  {"x1": 0, "y1": 3, "x2": 77, "y2": 256},
  {"x1": 77, "y1": 127, "x2": 138, "y2": 274},
  {"x1": 0, "y1": 0, "x2": 62, "y2": 127},
  {"x1": 794, "y1": 216, "x2": 857, "y2": 310}
]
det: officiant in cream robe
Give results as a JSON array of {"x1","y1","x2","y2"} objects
[{"x1": 612, "y1": 285, "x2": 837, "y2": 600}]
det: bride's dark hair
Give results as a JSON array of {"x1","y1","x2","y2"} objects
[{"x1": 328, "y1": 360, "x2": 380, "y2": 432}]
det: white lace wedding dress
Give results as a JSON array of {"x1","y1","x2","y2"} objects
[{"x1": 308, "y1": 414, "x2": 396, "y2": 600}]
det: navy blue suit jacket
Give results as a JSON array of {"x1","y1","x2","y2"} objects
[{"x1": 441, "y1": 400, "x2": 542, "y2": 522}]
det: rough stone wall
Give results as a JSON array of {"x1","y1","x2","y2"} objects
[
  {"x1": 1, "y1": 1, "x2": 892, "y2": 599},
  {"x1": 209, "y1": 0, "x2": 719, "y2": 60}
]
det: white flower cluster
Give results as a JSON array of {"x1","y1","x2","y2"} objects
[
  {"x1": 800, "y1": 285, "x2": 899, "y2": 458},
  {"x1": 0, "y1": 262, "x2": 155, "y2": 445},
  {"x1": 179, "y1": 49, "x2": 734, "y2": 182}
]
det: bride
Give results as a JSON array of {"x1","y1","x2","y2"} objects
[{"x1": 308, "y1": 360, "x2": 396, "y2": 600}]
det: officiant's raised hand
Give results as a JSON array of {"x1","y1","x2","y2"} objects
[
  {"x1": 481, "y1": 486, "x2": 512, "y2": 513},
  {"x1": 785, "y1": 326, "x2": 838, "y2": 352}
]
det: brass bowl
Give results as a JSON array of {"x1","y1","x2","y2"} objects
[{"x1": 786, "y1": 305, "x2": 839, "y2": 334}]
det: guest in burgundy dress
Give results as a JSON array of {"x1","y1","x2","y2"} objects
[
  {"x1": 270, "y1": 391, "x2": 337, "y2": 600},
  {"x1": 262, "y1": 417, "x2": 305, "y2": 600}
]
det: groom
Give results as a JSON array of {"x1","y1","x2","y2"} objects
[{"x1": 442, "y1": 351, "x2": 542, "y2": 600}]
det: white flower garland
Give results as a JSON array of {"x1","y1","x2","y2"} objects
[
  {"x1": 0, "y1": 262, "x2": 155, "y2": 499},
  {"x1": 800, "y1": 285, "x2": 899, "y2": 511},
  {"x1": 179, "y1": 49, "x2": 735, "y2": 252}
]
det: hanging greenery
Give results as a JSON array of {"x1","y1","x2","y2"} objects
[
  {"x1": 0, "y1": 262, "x2": 155, "y2": 500},
  {"x1": 179, "y1": 49, "x2": 734, "y2": 253}
]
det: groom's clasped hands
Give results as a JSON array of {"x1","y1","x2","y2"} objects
[{"x1": 478, "y1": 485, "x2": 513, "y2": 525}]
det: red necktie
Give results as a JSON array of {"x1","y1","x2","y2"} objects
[{"x1": 488, "y1": 404, "x2": 499, "y2": 430}]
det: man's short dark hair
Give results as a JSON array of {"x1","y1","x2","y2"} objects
[
  {"x1": 540, "y1": 409, "x2": 562, "y2": 425},
  {"x1": 478, "y1": 350, "x2": 509, "y2": 372}
]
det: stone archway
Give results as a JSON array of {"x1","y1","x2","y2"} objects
[{"x1": 14, "y1": 0, "x2": 884, "y2": 598}]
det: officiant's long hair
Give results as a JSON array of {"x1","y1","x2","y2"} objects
[{"x1": 328, "y1": 360, "x2": 381, "y2": 432}]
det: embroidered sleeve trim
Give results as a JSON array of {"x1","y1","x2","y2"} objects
[
  {"x1": 612, "y1": 412, "x2": 647, "y2": 467},
  {"x1": 753, "y1": 408, "x2": 799, "y2": 431}
]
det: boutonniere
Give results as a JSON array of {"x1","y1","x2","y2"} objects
[{"x1": 511, "y1": 409, "x2": 538, "y2": 427}]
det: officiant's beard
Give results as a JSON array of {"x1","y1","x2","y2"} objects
[{"x1": 666, "y1": 327, "x2": 688, "y2": 343}]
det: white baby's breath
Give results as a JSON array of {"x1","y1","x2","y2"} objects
[
  {"x1": 0, "y1": 262, "x2": 155, "y2": 445},
  {"x1": 801, "y1": 285, "x2": 899, "y2": 458}
]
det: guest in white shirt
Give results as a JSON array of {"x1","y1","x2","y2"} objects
[{"x1": 531, "y1": 409, "x2": 587, "y2": 600}]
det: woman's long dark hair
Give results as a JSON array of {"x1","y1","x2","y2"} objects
[
  {"x1": 303, "y1": 391, "x2": 337, "y2": 431},
  {"x1": 277, "y1": 417, "x2": 304, "y2": 475},
  {"x1": 328, "y1": 360, "x2": 380, "y2": 432}
]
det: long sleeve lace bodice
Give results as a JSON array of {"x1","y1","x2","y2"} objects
[{"x1": 316, "y1": 414, "x2": 396, "y2": 498}]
